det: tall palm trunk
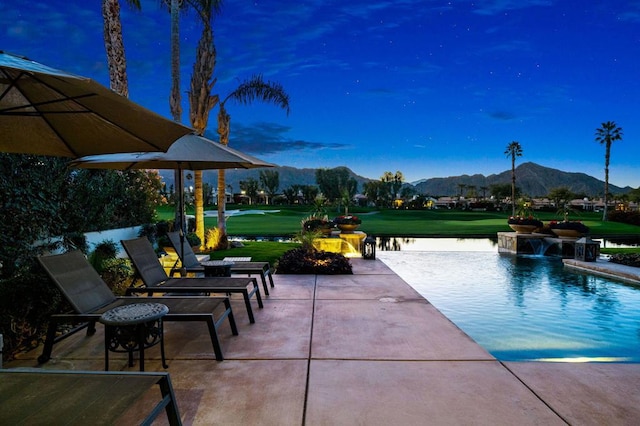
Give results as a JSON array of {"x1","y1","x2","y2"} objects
[
  {"x1": 216, "y1": 104, "x2": 230, "y2": 237},
  {"x1": 169, "y1": 0, "x2": 183, "y2": 231},
  {"x1": 189, "y1": 22, "x2": 218, "y2": 250},
  {"x1": 102, "y1": 0, "x2": 129, "y2": 97},
  {"x1": 603, "y1": 143, "x2": 611, "y2": 221},
  {"x1": 510, "y1": 156, "x2": 516, "y2": 216}
]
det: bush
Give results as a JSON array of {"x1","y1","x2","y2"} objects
[
  {"x1": 0, "y1": 266, "x2": 64, "y2": 361},
  {"x1": 276, "y1": 247, "x2": 352, "y2": 274},
  {"x1": 608, "y1": 210, "x2": 640, "y2": 226},
  {"x1": 609, "y1": 253, "x2": 640, "y2": 268},
  {"x1": 89, "y1": 240, "x2": 134, "y2": 295}
]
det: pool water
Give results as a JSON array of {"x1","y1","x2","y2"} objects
[{"x1": 377, "y1": 242, "x2": 640, "y2": 362}]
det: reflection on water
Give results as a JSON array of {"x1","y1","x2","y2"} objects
[
  {"x1": 378, "y1": 241, "x2": 640, "y2": 362},
  {"x1": 378, "y1": 237, "x2": 498, "y2": 252}
]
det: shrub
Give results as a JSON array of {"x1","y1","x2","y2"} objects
[
  {"x1": 186, "y1": 232, "x2": 201, "y2": 247},
  {"x1": 100, "y1": 258, "x2": 134, "y2": 296},
  {"x1": 0, "y1": 266, "x2": 64, "y2": 361},
  {"x1": 609, "y1": 253, "x2": 640, "y2": 268},
  {"x1": 88, "y1": 240, "x2": 134, "y2": 295},
  {"x1": 608, "y1": 210, "x2": 640, "y2": 226},
  {"x1": 276, "y1": 247, "x2": 352, "y2": 274},
  {"x1": 548, "y1": 220, "x2": 590, "y2": 233}
]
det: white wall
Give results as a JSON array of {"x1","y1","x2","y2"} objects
[{"x1": 84, "y1": 226, "x2": 143, "y2": 257}]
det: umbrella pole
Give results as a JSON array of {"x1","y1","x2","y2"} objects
[{"x1": 176, "y1": 164, "x2": 187, "y2": 277}]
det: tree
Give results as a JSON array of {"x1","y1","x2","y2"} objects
[
  {"x1": 102, "y1": 0, "x2": 141, "y2": 97},
  {"x1": 480, "y1": 186, "x2": 489, "y2": 199},
  {"x1": 548, "y1": 187, "x2": 574, "y2": 209},
  {"x1": 239, "y1": 178, "x2": 259, "y2": 205},
  {"x1": 595, "y1": 121, "x2": 623, "y2": 221},
  {"x1": 382, "y1": 171, "x2": 404, "y2": 201},
  {"x1": 216, "y1": 75, "x2": 290, "y2": 242},
  {"x1": 259, "y1": 170, "x2": 279, "y2": 205},
  {"x1": 363, "y1": 180, "x2": 386, "y2": 207},
  {"x1": 504, "y1": 141, "x2": 523, "y2": 216},
  {"x1": 457, "y1": 183, "x2": 466, "y2": 199},
  {"x1": 300, "y1": 185, "x2": 319, "y2": 204},
  {"x1": 316, "y1": 168, "x2": 357, "y2": 205},
  {"x1": 186, "y1": 0, "x2": 222, "y2": 249}
]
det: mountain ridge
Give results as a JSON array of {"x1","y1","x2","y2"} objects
[{"x1": 159, "y1": 162, "x2": 632, "y2": 197}]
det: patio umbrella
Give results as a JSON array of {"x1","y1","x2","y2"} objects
[
  {"x1": 71, "y1": 133, "x2": 274, "y2": 270},
  {"x1": 0, "y1": 51, "x2": 192, "y2": 157}
]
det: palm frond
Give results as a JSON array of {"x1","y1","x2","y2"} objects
[{"x1": 224, "y1": 74, "x2": 290, "y2": 114}]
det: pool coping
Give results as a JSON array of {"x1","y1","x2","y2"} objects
[{"x1": 563, "y1": 258, "x2": 640, "y2": 285}]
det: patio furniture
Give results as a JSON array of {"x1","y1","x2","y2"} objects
[
  {"x1": 37, "y1": 250, "x2": 237, "y2": 364},
  {"x1": 0, "y1": 369, "x2": 182, "y2": 425},
  {"x1": 201, "y1": 260, "x2": 235, "y2": 277},
  {"x1": 121, "y1": 237, "x2": 262, "y2": 323},
  {"x1": 100, "y1": 303, "x2": 169, "y2": 372},
  {"x1": 166, "y1": 231, "x2": 276, "y2": 295}
]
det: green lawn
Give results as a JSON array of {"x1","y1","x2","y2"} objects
[{"x1": 157, "y1": 205, "x2": 640, "y2": 238}]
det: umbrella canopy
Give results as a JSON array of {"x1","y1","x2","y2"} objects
[
  {"x1": 0, "y1": 51, "x2": 193, "y2": 157},
  {"x1": 70, "y1": 133, "x2": 274, "y2": 171},
  {"x1": 71, "y1": 134, "x2": 274, "y2": 266}
]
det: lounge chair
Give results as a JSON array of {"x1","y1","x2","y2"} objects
[
  {"x1": 37, "y1": 250, "x2": 238, "y2": 363},
  {"x1": 121, "y1": 237, "x2": 262, "y2": 323},
  {"x1": 166, "y1": 231, "x2": 275, "y2": 295}
]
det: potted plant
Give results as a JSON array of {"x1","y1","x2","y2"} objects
[
  {"x1": 507, "y1": 216, "x2": 543, "y2": 234},
  {"x1": 301, "y1": 215, "x2": 333, "y2": 235},
  {"x1": 334, "y1": 215, "x2": 362, "y2": 233},
  {"x1": 548, "y1": 220, "x2": 589, "y2": 238}
]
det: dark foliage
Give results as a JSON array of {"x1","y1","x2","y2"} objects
[
  {"x1": 607, "y1": 210, "x2": 640, "y2": 227},
  {"x1": 609, "y1": 253, "x2": 640, "y2": 268},
  {"x1": 507, "y1": 216, "x2": 543, "y2": 227},
  {"x1": 548, "y1": 221, "x2": 590, "y2": 233},
  {"x1": 0, "y1": 153, "x2": 164, "y2": 361},
  {"x1": 277, "y1": 248, "x2": 353, "y2": 274},
  {"x1": 0, "y1": 265, "x2": 65, "y2": 360}
]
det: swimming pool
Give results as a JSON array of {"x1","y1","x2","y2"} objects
[{"x1": 377, "y1": 239, "x2": 640, "y2": 362}]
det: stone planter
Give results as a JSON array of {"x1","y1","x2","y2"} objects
[
  {"x1": 508, "y1": 224, "x2": 538, "y2": 234},
  {"x1": 337, "y1": 224, "x2": 359, "y2": 233},
  {"x1": 551, "y1": 229, "x2": 583, "y2": 239}
]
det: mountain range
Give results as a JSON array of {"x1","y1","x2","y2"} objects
[{"x1": 159, "y1": 162, "x2": 632, "y2": 198}]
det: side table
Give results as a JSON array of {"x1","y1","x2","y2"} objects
[
  {"x1": 100, "y1": 303, "x2": 169, "y2": 371},
  {"x1": 201, "y1": 260, "x2": 235, "y2": 277}
]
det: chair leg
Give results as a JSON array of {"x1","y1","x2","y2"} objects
[
  {"x1": 38, "y1": 320, "x2": 58, "y2": 364},
  {"x1": 267, "y1": 270, "x2": 275, "y2": 288},
  {"x1": 242, "y1": 291, "x2": 255, "y2": 324},
  {"x1": 259, "y1": 274, "x2": 269, "y2": 296},
  {"x1": 205, "y1": 317, "x2": 224, "y2": 361},
  {"x1": 255, "y1": 284, "x2": 264, "y2": 309},
  {"x1": 160, "y1": 319, "x2": 168, "y2": 369},
  {"x1": 224, "y1": 298, "x2": 239, "y2": 336}
]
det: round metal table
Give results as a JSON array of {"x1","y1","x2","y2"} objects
[
  {"x1": 100, "y1": 303, "x2": 169, "y2": 371},
  {"x1": 200, "y1": 260, "x2": 235, "y2": 277}
]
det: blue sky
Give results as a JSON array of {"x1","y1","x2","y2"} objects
[{"x1": 3, "y1": 1, "x2": 640, "y2": 187}]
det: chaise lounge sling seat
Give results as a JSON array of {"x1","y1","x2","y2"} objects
[
  {"x1": 166, "y1": 231, "x2": 276, "y2": 295},
  {"x1": 121, "y1": 237, "x2": 263, "y2": 324},
  {"x1": 37, "y1": 250, "x2": 238, "y2": 364}
]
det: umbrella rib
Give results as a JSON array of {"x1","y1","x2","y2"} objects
[
  {"x1": 1, "y1": 70, "x2": 168, "y2": 153},
  {"x1": 0, "y1": 96, "x2": 95, "y2": 114}
]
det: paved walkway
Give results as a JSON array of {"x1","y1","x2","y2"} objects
[{"x1": 6, "y1": 258, "x2": 640, "y2": 425}]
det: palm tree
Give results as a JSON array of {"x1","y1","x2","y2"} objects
[
  {"x1": 504, "y1": 141, "x2": 523, "y2": 216},
  {"x1": 187, "y1": 0, "x2": 222, "y2": 249},
  {"x1": 595, "y1": 121, "x2": 623, "y2": 221},
  {"x1": 169, "y1": 0, "x2": 183, "y2": 123},
  {"x1": 215, "y1": 75, "x2": 290, "y2": 241},
  {"x1": 101, "y1": 0, "x2": 141, "y2": 97}
]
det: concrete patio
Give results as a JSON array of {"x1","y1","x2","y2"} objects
[{"x1": 6, "y1": 258, "x2": 640, "y2": 425}]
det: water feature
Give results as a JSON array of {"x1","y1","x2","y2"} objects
[
  {"x1": 377, "y1": 239, "x2": 640, "y2": 362},
  {"x1": 526, "y1": 238, "x2": 555, "y2": 256}
]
